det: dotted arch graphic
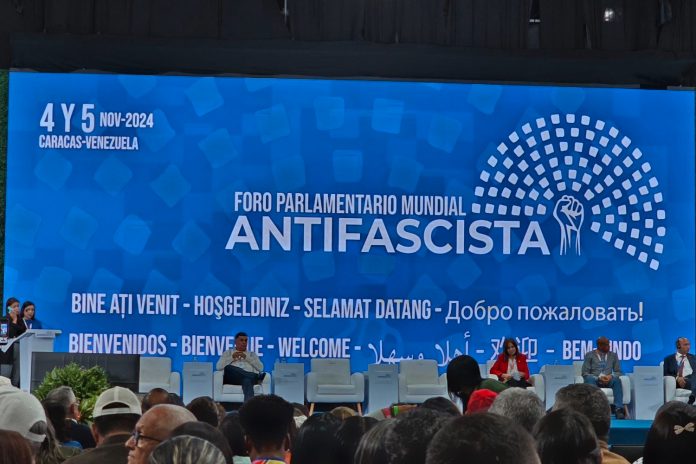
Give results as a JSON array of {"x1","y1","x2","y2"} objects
[{"x1": 472, "y1": 114, "x2": 665, "y2": 270}]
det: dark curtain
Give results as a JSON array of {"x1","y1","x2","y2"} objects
[
  {"x1": 658, "y1": 0, "x2": 696, "y2": 52},
  {"x1": 0, "y1": 0, "x2": 44, "y2": 68},
  {"x1": 44, "y1": 0, "x2": 94, "y2": 34},
  {"x1": 538, "y1": 0, "x2": 586, "y2": 49},
  {"x1": 148, "y1": 0, "x2": 220, "y2": 38},
  {"x1": 364, "y1": 0, "x2": 399, "y2": 43},
  {"x1": 448, "y1": 0, "x2": 531, "y2": 49},
  {"x1": 221, "y1": 0, "x2": 288, "y2": 40},
  {"x1": 288, "y1": 0, "x2": 364, "y2": 41},
  {"x1": 93, "y1": 0, "x2": 150, "y2": 36},
  {"x1": 396, "y1": 0, "x2": 449, "y2": 45}
]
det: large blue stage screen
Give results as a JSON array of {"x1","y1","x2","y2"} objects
[{"x1": 5, "y1": 72, "x2": 695, "y2": 373}]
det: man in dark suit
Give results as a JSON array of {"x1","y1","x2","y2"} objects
[{"x1": 663, "y1": 337, "x2": 696, "y2": 405}]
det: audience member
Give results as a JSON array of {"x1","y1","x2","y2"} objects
[
  {"x1": 141, "y1": 388, "x2": 170, "y2": 413},
  {"x1": 581, "y1": 336, "x2": 626, "y2": 419},
  {"x1": 354, "y1": 420, "x2": 396, "y2": 464},
  {"x1": 170, "y1": 421, "x2": 233, "y2": 464},
  {"x1": 330, "y1": 406, "x2": 358, "y2": 420},
  {"x1": 167, "y1": 393, "x2": 185, "y2": 407},
  {"x1": 1, "y1": 297, "x2": 22, "y2": 385},
  {"x1": 37, "y1": 416, "x2": 81, "y2": 464},
  {"x1": 0, "y1": 385, "x2": 48, "y2": 454},
  {"x1": 124, "y1": 404, "x2": 196, "y2": 464},
  {"x1": 534, "y1": 408, "x2": 601, "y2": 464},
  {"x1": 291, "y1": 412, "x2": 341, "y2": 464},
  {"x1": 446, "y1": 355, "x2": 507, "y2": 412},
  {"x1": 465, "y1": 389, "x2": 497, "y2": 414},
  {"x1": 640, "y1": 401, "x2": 696, "y2": 464},
  {"x1": 489, "y1": 388, "x2": 545, "y2": 433},
  {"x1": 292, "y1": 403, "x2": 309, "y2": 429},
  {"x1": 425, "y1": 413, "x2": 538, "y2": 464},
  {"x1": 554, "y1": 383, "x2": 629, "y2": 464},
  {"x1": 662, "y1": 337, "x2": 696, "y2": 405},
  {"x1": 383, "y1": 408, "x2": 451, "y2": 464},
  {"x1": 419, "y1": 396, "x2": 460, "y2": 417},
  {"x1": 64, "y1": 386, "x2": 141, "y2": 464},
  {"x1": 186, "y1": 396, "x2": 220, "y2": 427},
  {"x1": 218, "y1": 413, "x2": 250, "y2": 463},
  {"x1": 238, "y1": 394, "x2": 294, "y2": 463},
  {"x1": 0, "y1": 429, "x2": 34, "y2": 464},
  {"x1": 490, "y1": 338, "x2": 532, "y2": 388},
  {"x1": 217, "y1": 403, "x2": 228, "y2": 425},
  {"x1": 149, "y1": 435, "x2": 226, "y2": 464},
  {"x1": 43, "y1": 400, "x2": 83, "y2": 449},
  {"x1": 45, "y1": 386, "x2": 95, "y2": 448},
  {"x1": 334, "y1": 416, "x2": 378, "y2": 464}
]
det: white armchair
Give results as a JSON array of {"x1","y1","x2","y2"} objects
[
  {"x1": 661, "y1": 362, "x2": 692, "y2": 403},
  {"x1": 306, "y1": 359, "x2": 364, "y2": 415},
  {"x1": 398, "y1": 359, "x2": 448, "y2": 403},
  {"x1": 486, "y1": 359, "x2": 545, "y2": 402},
  {"x1": 213, "y1": 370, "x2": 270, "y2": 403},
  {"x1": 573, "y1": 361, "x2": 631, "y2": 417},
  {"x1": 139, "y1": 357, "x2": 181, "y2": 395}
]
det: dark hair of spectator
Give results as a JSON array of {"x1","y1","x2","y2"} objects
[
  {"x1": 238, "y1": 394, "x2": 294, "y2": 451},
  {"x1": 186, "y1": 396, "x2": 220, "y2": 427},
  {"x1": 150, "y1": 435, "x2": 226, "y2": 464},
  {"x1": 293, "y1": 402, "x2": 310, "y2": 417},
  {"x1": 0, "y1": 430, "x2": 33, "y2": 464},
  {"x1": 383, "y1": 408, "x2": 451, "y2": 464},
  {"x1": 219, "y1": 412, "x2": 248, "y2": 457},
  {"x1": 534, "y1": 408, "x2": 601, "y2": 464},
  {"x1": 20, "y1": 301, "x2": 35, "y2": 320},
  {"x1": 446, "y1": 355, "x2": 483, "y2": 407},
  {"x1": 291, "y1": 412, "x2": 342, "y2": 464},
  {"x1": 554, "y1": 383, "x2": 611, "y2": 440},
  {"x1": 37, "y1": 419, "x2": 65, "y2": 464},
  {"x1": 425, "y1": 413, "x2": 538, "y2": 464},
  {"x1": 171, "y1": 421, "x2": 234, "y2": 464},
  {"x1": 141, "y1": 388, "x2": 170, "y2": 412},
  {"x1": 42, "y1": 399, "x2": 72, "y2": 443},
  {"x1": 334, "y1": 416, "x2": 379, "y2": 464},
  {"x1": 92, "y1": 402, "x2": 139, "y2": 436},
  {"x1": 642, "y1": 401, "x2": 696, "y2": 464},
  {"x1": 167, "y1": 392, "x2": 185, "y2": 407},
  {"x1": 354, "y1": 419, "x2": 396, "y2": 464},
  {"x1": 420, "y1": 396, "x2": 460, "y2": 417}
]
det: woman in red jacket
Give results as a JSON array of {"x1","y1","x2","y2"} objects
[{"x1": 490, "y1": 338, "x2": 532, "y2": 388}]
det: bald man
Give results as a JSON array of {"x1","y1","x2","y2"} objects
[{"x1": 125, "y1": 404, "x2": 196, "y2": 464}]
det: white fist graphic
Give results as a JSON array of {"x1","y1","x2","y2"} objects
[{"x1": 553, "y1": 195, "x2": 584, "y2": 255}]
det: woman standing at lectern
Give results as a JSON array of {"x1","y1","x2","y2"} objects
[
  {"x1": 20, "y1": 301, "x2": 42, "y2": 330},
  {"x1": 490, "y1": 338, "x2": 532, "y2": 389},
  {"x1": 0, "y1": 297, "x2": 23, "y2": 386}
]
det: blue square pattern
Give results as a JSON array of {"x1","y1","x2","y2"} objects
[
  {"x1": 255, "y1": 104, "x2": 291, "y2": 144},
  {"x1": 387, "y1": 156, "x2": 423, "y2": 192},
  {"x1": 358, "y1": 253, "x2": 396, "y2": 279},
  {"x1": 672, "y1": 285, "x2": 695, "y2": 322},
  {"x1": 631, "y1": 319, "x2": 663, "y2": 354},
  {"x1": 515, "y1": 274, "x2": 551, "y2": 305},
  {"x1": 113, "y1": 215, "x2": 151, "y2": 255},
  {"x1": 94, "y1": 156, "x2": 133, "y2": 195},
  {"x1": 172, "y1": 221, "x2": 211, "y2": 263},
  {"x1": 6, "y1": 204, "x2": 42, "y2": 247},
  {"x1": 551, "y1": 246, "x2": 589, "y2": 275},
  {"x1": 372, "y1": 98, "x2": 405, "y2": 134},
  {"x1": 314, "y1": 97, "x2": 345, "y2": 131},
  {"x1": 195, "y1": 274, "x2": 232, "y2": 296},
  {"x1": 614, "y1": 261, "x2": 651, "y2": 294},
  {"x1": 302, "y1": 252, "x2": 336, "y2": 282},
  {"x1": 118, "y1": 75, "x2": 157, "y2": 99},
  {"x1": 230, "y1": 247, "x2": 271, "y2": 272},
  {"x1": 88, "y1": 267, "x2": 124, "y2": 293},
  {"x1": 150, "y1": 165, "x2": 191, "y2": 208},
  {"x1": 447, "y1": 255, "x2": 482, "y2": 290},
  {"x1": 34, "y1": 266, "x2": 72, "y2": 303},
  {"x1": 409, "y1": 274, "x2": 447, "y2": 308},
  {"x1": 198, "y1": 128, "x2": 239, "y2": 169},
  {"x1": 138, "y1": 110, "x2": 175, "y2": 152},
  {"x1": 249, "y1": 272, "x2": 288, "y2": 297},
  {"x1": 466, "y1": 85, "x2": 503, "y2": 115},
  {"x1": 272, "y1": 155, "x2": 306, "y2": 191},
  {"x1": 34, "y1": 151, "x2": 72, "y2": 190},
  {"x1": 143, "y1": 270, "x2": 177, "y2": 295},
  {"x1": 551, "y1": 87, "x2": 587, "y2": 114},
  {"x1": 60, "y1": 207, "x2": 99, "y2": 250},
  {"x1": 185, "y1": 77, "x2": 224, "y2": 117},
  {"x1": 428, "y1": 115, "x2": 463, "y2": 153},
  {"x1": 332, "y1": 150, "x2": 363, "y2": 183}
]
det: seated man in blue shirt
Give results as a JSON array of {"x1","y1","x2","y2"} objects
[
  {"x1": 581, "y1": 336, "x2": 625, "y2": 419},
  {"x1": 216, "y1": 332, "x2": 265, "y2": 402}
]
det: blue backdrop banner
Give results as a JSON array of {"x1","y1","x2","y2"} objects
[{"x1": 5, "y1": 72, "x2": 695, "y2": 373}]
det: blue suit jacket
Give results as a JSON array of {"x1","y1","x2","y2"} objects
[{"x1": 663, "y1": 353, "x2": 696, "y2": 377}]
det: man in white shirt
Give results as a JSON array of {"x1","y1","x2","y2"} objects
[
  {"x1": 216, "y1": 332, "x2": 265, "y2": 401},
  {"x1": 663, "y1": 337, "x2": 696, "y2": 405}
]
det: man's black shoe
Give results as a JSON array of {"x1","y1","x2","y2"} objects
[
  {"x1": 688, "y1": 395, "x2": 695, "y2": 405},
  {"x1": 257, "y1": 372, "x2": 267, "y2": 384},
  {"x1": 615, "y1": 408, "x2": 626, "y2": 420}
]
